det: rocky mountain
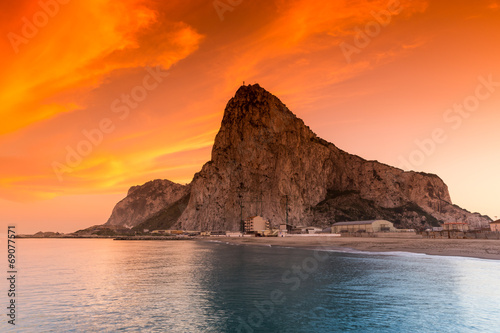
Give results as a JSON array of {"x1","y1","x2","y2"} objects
[
  {"x1": 104, "y1": 84, "x2": 491, "y2": 231},
  {"x1": 105, "y1": 179, "x2": 189, "y2": 228}
]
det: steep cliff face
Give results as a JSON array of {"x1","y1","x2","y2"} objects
[
  {"x1": 104, "y1": 84, "x2": 491, "y2": 230},
  {"x1": 105, "y1": 179, "x2": 189, "y2": 228},
  {"x1": 175, "y1": 84, "x2": 489, "y2": 230}
]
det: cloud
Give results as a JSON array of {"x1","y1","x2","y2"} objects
[
  {"x1": 0, "y1": 0, "x2": 203, "y2": 136},
  {"x1": 213, "y1": 0, "x2": 429, "y2": 111},
  {"x1": 0, "y1": 0, "x2": 431, "y2": 203},
  {"x1": 488, "y1": 2, "x2": 500, "y2": 10},
  {"x1": 402, "y1": 39, "x2": 427, "y2": 49}
]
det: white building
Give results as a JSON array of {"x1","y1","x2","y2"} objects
[{"x1": 331, "y1": 220, "x2": 396, "y2": 233}]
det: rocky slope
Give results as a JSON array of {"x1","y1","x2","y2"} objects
[
  {"x1": 105, "y1": 179, "x2": 189, "y2": 228},
  {"x1": 104, "y1": 84, "x2": 491, "y2": 231}
]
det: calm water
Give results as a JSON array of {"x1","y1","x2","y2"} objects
[{"x1": 4, "y1": 239, "x2": 500, "y2": 332}]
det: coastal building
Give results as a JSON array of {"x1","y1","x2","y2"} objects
[
  {"x1": 291, "y1": 226, "x2": 303, "y2": 234},
  {"x1": 442, "y1": 222, "x2": 469, "y2": 232},
  {"x1": 304, "y1": 227, "x2": 323, "y2": 234},
  {"x1": 226, "y1": 232, "x2": 243, "y2": 237},
  {"x1": 279, "y1": 224, "x2": 293, "y2": 232},
  {"x1": 490, "y1": 220, "x2": 500, "y2": 232},
  {"x1": 151, "y1": 230, "x2": 168, "y2": 234},
  {"x1": 244, "y1": 216, "x2": 270, "y2": 233},
  {"x1": 331, "y1": 220, "x2": 396, "y2": 233},
  {"x1": 151, "y1": 230, "x2": 184, "y2": 235},
  {"x1": 289, "y1": 226, "x2": 323, "y2": 234},
  {"x1": 278, "y1": 224, "x2": 293, "y2": 237}
]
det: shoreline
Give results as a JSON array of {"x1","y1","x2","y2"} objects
[
  {"x1": 197, "y1": 236, "x2": 500, "y2": 260},
  {"x1": 18, "y1": 235, "x2": 500, "y2": 260}
]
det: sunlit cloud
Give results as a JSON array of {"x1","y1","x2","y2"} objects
[
  {"x1": 488, "y1": 2, "x2": 500, "y2": 10},
  {"x1": 0, "y1": 0, "x2": 430, "y2": 203},
  {"x1": 1, "y1": 0, "x2": 500, "y2": 233},
  {"x1": 402, "y1": 39, "x2": 427, "y2": 49},
  {"x1": 0, "y1": 0, "x2": 203, "y2": 136}
]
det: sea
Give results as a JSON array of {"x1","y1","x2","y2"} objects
[{"x1": 3, "y1": 238, "x2": 500, "y2": 332}]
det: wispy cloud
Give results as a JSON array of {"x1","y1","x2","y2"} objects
[
  {"x1": 488, "y1": 2, "x2": 500, "y2": 10},
  {"x1": 0, "y1": 0, "x2": 203, "y2": 136}
]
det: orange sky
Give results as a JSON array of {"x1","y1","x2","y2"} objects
[{"x1": 1, "y1": 0, "x2": 499, "y2": 233}]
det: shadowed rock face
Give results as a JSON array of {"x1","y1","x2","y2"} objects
[
  {"x1": 105, "y1": 84, "x2": 491, "y2": 231},
  {"x1": 105, "y1": 179, "x2": 189, "y2": 228}
]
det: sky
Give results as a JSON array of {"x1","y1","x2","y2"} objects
[{"x1": 1, "y1": 0, "x2": 499, "y2": 234}]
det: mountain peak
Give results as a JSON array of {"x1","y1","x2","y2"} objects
[
  {"x1": 234, "y1": 83, "x2": 265, "y2": 99},
  {"x1": 227, "y1": 83, "x2": 292, "y2": 117},
  {"x1": 212, "y1": 84, "x2": 311, "y2": 164},
  {"x1": 220, "y1": 83, "x2": 305, "y2": 132},
  {"x1": 104, "y1": 85, "x2": 492, "y2": 232}
]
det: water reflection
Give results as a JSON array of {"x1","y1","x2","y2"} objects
[{"x1": 10, "y1": 239, "x2": 500, "y2": 332}]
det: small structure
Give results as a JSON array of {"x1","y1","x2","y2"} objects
[
  {"x1": 490, "y1": 220, "x2": 500, "y2": 232},
  {"x1": 331, "y1": 220, "x2": 396, "y2": 233},
  {"x1": 278, "y1": 224, "x2": 293, "y2": 237},
  {"x1": 290, "y1": 227, "x2": 305, "y2": 234},
  {"x1": 290, "y1": 226, "x2": 323, "y2": 234},
  {"x1": 151, "y1": 230, "x2": 168, "y2": 234},
  {"x1": 304, "y1": 227, "x2": 323, "y2": 234},
  {"x1": 442, "y1": 222, "x2": 469, "y2": 232},
  {"x1": 226, "y1": 231, "x2": 243, "y2": 237},
  {"x1": 244, "y1": 216, "x2": 270, "y2": 234},
  {"x1": 151, "y1": 229, "x2": 184, "y2": 235},
  {"x1": 279, "y1": 224, "x2": 293, "y2": 232}
]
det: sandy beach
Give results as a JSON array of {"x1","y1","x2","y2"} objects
[{"x1": 198, "y1": 236, "x2": 500, "y2": 260}]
